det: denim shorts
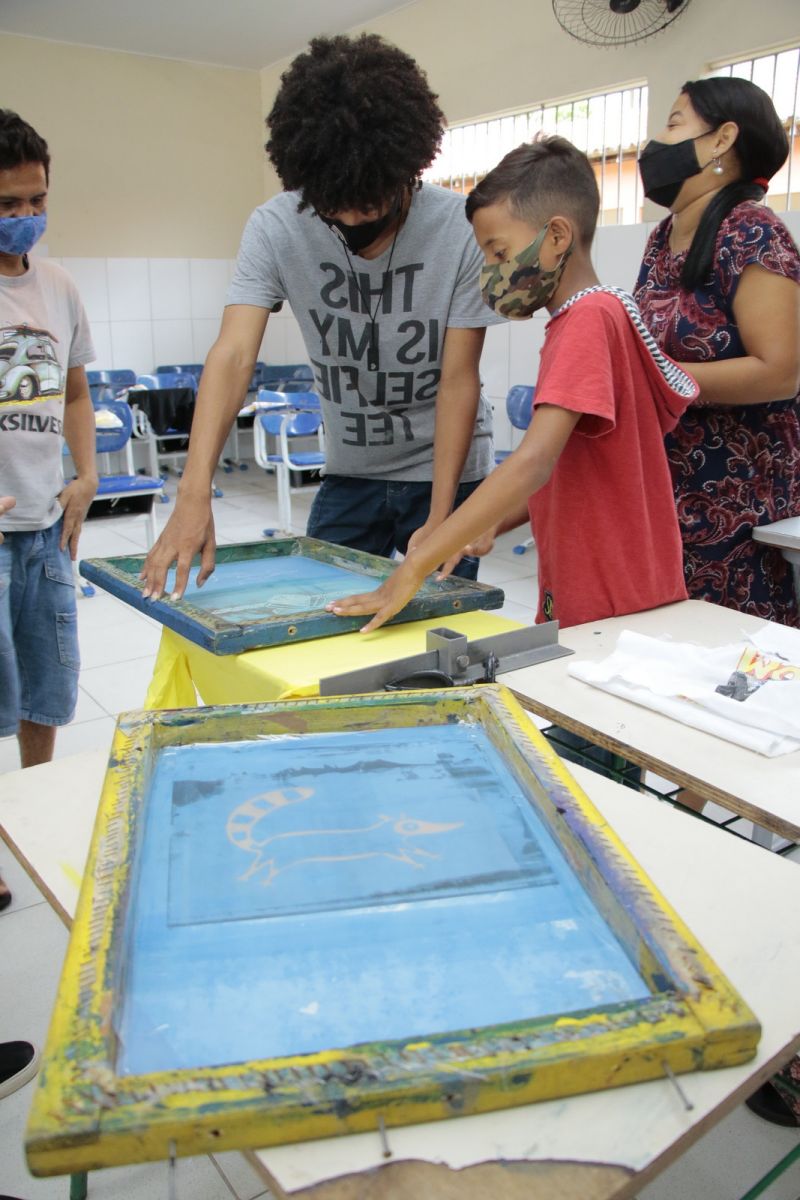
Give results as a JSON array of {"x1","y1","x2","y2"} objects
[
  {"x1": 0, "y1": 519, "x2": 80, "y2": 737},
  {"x1": 306, "y1": 476, "x2": 483, "y2": 580}
]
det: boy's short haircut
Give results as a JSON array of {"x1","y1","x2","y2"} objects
[
  {"x1": 0, "y1": 110, "x2": 50, "y2": 182},
  {"x1": 266, "y1": 33, "x2": 445, "y2": 215},
  {"x1": 466, "y1": 135, "x2": 600, "y2": 246}
]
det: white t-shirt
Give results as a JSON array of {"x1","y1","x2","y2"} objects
[
  {"x1": 227, "y1": 185, "x2": 501, "y2": 481},
  {"x1": 0, "y1": 258, "x2": 95, "y2": 531}
]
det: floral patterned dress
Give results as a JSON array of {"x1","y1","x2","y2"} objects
[{"x1": 635, "y1": 201, "x2": 800, "y2": 627}]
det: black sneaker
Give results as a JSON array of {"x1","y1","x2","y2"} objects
[
  {"x1": 0, "y1": 1041, "x2": 40, "y2": 1099},
  {"x1": 745, "y1": 1082, "x2": 800, "y2": 1127}
]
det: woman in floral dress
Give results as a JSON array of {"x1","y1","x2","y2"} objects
[
  {"x1": 635, "y1": 76, "x2": 800, "y2": 627},
  {"x1": 636, "y1": 75, "x2": 800, "y2": 1128}
]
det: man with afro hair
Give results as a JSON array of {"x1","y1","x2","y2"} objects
[{"x1": 142, "y1": 34, "x2": 502, "y2": 601}]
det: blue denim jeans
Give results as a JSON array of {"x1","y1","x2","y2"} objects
[
  {"x1": 306, "y1": 476, "x2": 483, "y2": 580},
  {"x1": 0, "y1": 519, "x2": 79, "y2": 737}
]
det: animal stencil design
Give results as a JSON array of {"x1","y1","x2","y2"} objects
[{"x1": 225, "y1": 785, "x2": 463, "y2": 885}]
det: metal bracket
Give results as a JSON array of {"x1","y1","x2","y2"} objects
[{"x1": 319, "y1": 620, "x2": 573, "y2": 696}]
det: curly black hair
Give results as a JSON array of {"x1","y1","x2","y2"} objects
[
  {"x1": 266, "y1": 34, "x2": 445, "y2": 214},
  {"x1": 0, "y1": 109, "x2": 50, "y2": 182}
]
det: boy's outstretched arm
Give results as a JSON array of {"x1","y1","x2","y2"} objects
[{"x1": 329, "y1": 404, "x2": 580, "y2": 632}]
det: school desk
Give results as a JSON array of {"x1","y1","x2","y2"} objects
[
  {"x1": 144, "y1": 609, "x2": 525, "y2": 708},
  {"x1": 752, "y1": 516, "x2": 800, "y2": 568},
  {"x1": 1, "y1": 746, "x2": 799, "y2": 1200},
  {"x1": 502, "y1": 599, "x2": 800, "y2": 844}
]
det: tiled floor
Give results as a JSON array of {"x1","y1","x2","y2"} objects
[{"x1": 1, "y1": 464, "x2": 798, "y2": 1199}]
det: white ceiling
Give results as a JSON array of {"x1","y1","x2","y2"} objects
[{"x1": 0, "y1": 0, "x2": 414, "y2": 71}]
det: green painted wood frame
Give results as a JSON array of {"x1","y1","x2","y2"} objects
[
  {"x1": 78, "y1": 537, "x2": 504, "y2": 653},
  {"x1": 26, "y1": 685, "x2": 759, "y2": 1177}
]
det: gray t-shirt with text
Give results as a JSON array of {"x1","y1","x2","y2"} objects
[
  {"x1": 227, "y1": 184, "x2": 501, "y2": 481},
  {"x1": 0, "y1": 258, "x2": 95, "y2": 531}
]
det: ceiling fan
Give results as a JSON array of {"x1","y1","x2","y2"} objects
[{"x1": 552, "y1": 0, "x2": 692, "y2": 47}]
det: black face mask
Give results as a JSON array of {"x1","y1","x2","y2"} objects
[
  {"x1": 321, "y1": 193, "x2": 403, "y2": 254},
  {"x1": 638, "y1": 136, "x2": 704, "y2": 209}
]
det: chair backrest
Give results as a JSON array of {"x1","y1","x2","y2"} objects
[
  {"x1": 255, "y1": 388, "x2": 291, "y2": 410},
  {"x1": 156, "y1": 363, "x2": 203, "y2": 382},
  {"x1": 260, "y1": 409, "x2": 321, "y2": 438},
  {"x1": 256, "y1": 388, "x2": 320, "y2": 412},
  {"x1": 284, "y1": 390, "x2": 320, "y2": 412},
  {"x1": 287, "y1": 364, "x2": 314, "y2": 382},
  {"x1": 255, "y1": 362, "x2": 314, "y2": 390},
  {"x1": 137, "y1": 371, "x2": 196, "y2": 391},
  {"x1": 506, "y1": 385, "x2": 535, "y2": 431},
  {"x1": 93, "y1": 399, "x2": 133, "y2": 455},
  {"x1": 108, "y1": 368, "x2": 138, "y2": 389},
  {"x1": 165, "y1": 371, "x2": 198, "y2": 391},
  {"x1": 87, "y1": 370, "x2": 111, "y2": 386},
  {"x1": 86, "y1": 370, "x2": 113, "y2": 404}
]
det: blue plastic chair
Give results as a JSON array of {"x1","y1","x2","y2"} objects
[
  {"x1": 253, "y1": 394, "x2": 324, "y2": 533},
  {"x1": 495, "y1": 385, "x2": 536, "y2": 555},
  {"x1": 156, "y1": 362, "x2": 203, "y2": 384},
  {"x1": 132, "y1": 374, "x2": 223, "y2": 495},
  {"x1": 251, "y1": 362, "x2": 315, "y2": 392},
  {"x1": 86, "y1": 370, "x2": 113, "y2": 404},
  {"x1": 137, "y1": 371, "x2": 197, "y2": 392},
  {"x1": 108, "y1": 368, "x2": 137, "y2": 391},
  {"x1": 87, "y1": 369, "x2": 137, "y2": 405},
  {"x1": 79, "y1": 401, "x2": 166, "y2": 591}
]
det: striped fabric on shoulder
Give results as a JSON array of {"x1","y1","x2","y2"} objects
[{"x1": 552, "y1": 285, "x2": 697, "y2": 399}]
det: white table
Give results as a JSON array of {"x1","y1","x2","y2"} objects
[
  {"x1": 752, "y1": 517, "x2": 800, "y2": 565},
  {"x1": 2, "y1": 747, "x2": 799, "y2": 1200},
  {"x1": 502, "y1": 599, "x2": 800, "y2": 843}
]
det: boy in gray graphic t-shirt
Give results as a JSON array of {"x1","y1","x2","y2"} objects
[
  {"x1": 142, "y1": 33, "x2": 503, "y2": 602},
  {"x1": 228, "y1": 184, "x2": 496, "y2": 482}
]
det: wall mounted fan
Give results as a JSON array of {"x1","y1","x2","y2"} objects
[{"x1": 552, "y1": 0, "x2": 692, "y2": 47}]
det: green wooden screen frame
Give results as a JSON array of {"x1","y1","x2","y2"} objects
[{"x1": 78, "y1": 537, "x2": 504, "y2": 653}]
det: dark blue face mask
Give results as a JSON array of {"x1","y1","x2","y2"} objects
[{"x1": 0, "y1": 212, "x2": 47, "y2": 256}]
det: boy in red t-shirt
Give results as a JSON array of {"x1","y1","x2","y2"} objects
[{"x1": 330, "y1": 135, "x2": 698, "y2": 631}]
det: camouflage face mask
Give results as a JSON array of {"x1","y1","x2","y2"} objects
[{"x1": 480, "y1": 223, "x2": 574, "y2": 319}]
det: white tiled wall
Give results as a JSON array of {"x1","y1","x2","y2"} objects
[
  {"x1": 52, "y1": 214, "x2": 797, "y2": 451},
  {"x1": 47, "y1": 255, "x2": 306, "y2": 378}
]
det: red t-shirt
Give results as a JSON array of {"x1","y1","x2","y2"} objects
[{"x1": 528, "y1": 288, "x2": 698, "y2": 628}]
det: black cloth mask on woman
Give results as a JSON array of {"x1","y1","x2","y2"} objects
[{"x1": 638, "y1": 136, "x2": 706, "y2": 209}]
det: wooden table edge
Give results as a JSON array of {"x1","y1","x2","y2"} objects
[{"x1": 509, "y1": 690, "x2": 800, "y2": 842}]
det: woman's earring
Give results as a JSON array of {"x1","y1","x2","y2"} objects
[{"x1": 712, "y1": 156, "x2": 724, "y2": 175}]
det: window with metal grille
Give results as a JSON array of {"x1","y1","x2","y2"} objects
[
  {"x1": 422, "y1": 83, "x2": 648, "y2": 226},
  {"x1": 709, "y1": 44, "x2": 800, "y2": 212}
]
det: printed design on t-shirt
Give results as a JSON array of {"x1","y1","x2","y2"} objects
[
  {"x1": 0, "y1": 324, "x2": 64, "y2": 406},
  {"x1": 715, "y1": 645, "x2": 800, "y2": 702},
  {"x1": 542, "y1": 590, "x2": 555, "y2": 621},
  {"x1": 307, "y1": 257, "x2": 441, "y2": 450}
]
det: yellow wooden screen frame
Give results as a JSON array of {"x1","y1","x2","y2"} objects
[{"x1": 26, "y1": 685, "x2": 759, "y2": 1177}]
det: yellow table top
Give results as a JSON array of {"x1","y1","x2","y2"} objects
[{"x1": 145, "y1": 610, "x2": 525, "y2": 708}]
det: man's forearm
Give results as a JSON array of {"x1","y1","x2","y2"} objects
[
  {"x1": 428, "y1": 378, "x2": 481, "y2": 522},
  {"x1": 177, "y1": 343, "x2": 255, "y2": 496}
]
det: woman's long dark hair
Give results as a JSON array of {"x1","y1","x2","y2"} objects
[{"x1": 679, "y1": 77, "x2": 788, "y2": 290}]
